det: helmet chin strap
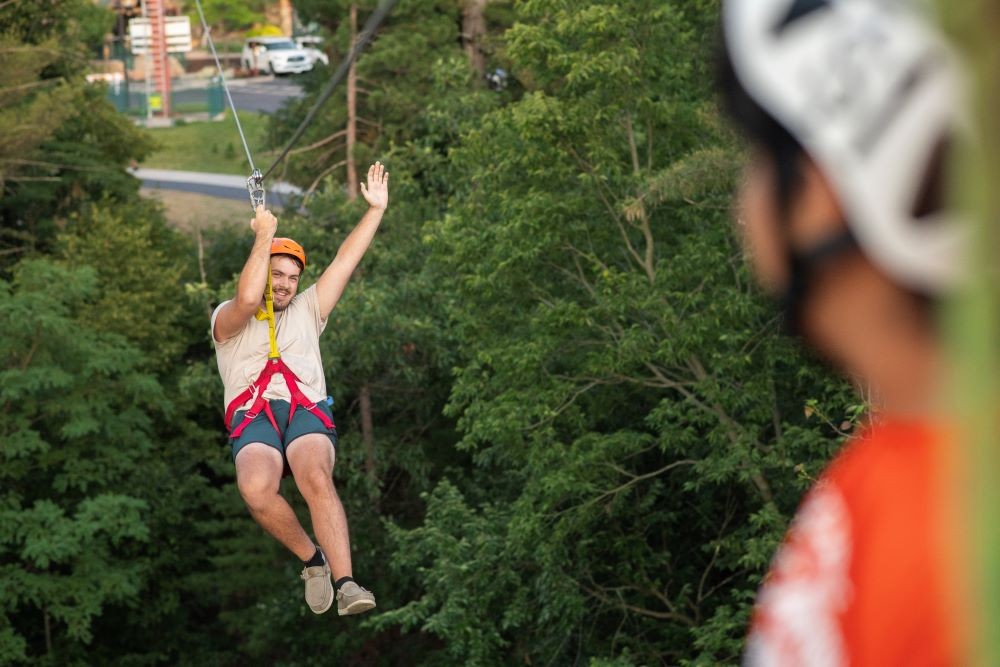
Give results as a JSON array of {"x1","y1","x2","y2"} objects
[{"x1": 780, "y1": 226, "x2": 859, "y2": 335}]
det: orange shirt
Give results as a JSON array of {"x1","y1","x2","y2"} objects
[{"x1": 745, "y1": 419, "x2": 968, "y2": 666}]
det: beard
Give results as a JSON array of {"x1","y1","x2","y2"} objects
[{"x1": 271, "y1": 290, "x2": 292, "y2": 311}]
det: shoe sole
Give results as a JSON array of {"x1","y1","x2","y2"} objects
[{"x1": 337, "y1": 599, "x2": 376, "y2": 616}]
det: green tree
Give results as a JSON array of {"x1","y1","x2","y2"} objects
[
  {"x1": 268, "y1": 0, "x2": 514, "y2": 189},
  {"x1": 184, "y1": 0, "x2": 267, "y2": 33},
  {"x1": 382, "y1": 1, "x2": 857, "y2": 663},
  {"x1": 58, "y1": 199, "x2": 189, "y2": 370},
  {"x1": 0, "y1": 0, "x2": 154, "y2": 269},
  {"x1": 0, "y1": 1, "x2": 865, "y2": 664},
  {"x1": 0, "y1": 260, "x2": 161, "y2": 663}
]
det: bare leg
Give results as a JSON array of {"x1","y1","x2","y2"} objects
[
  {"x1": 286, "y1": 434, "x2": 353, "y2": 580},
  {"x1": 235, "y1": 443, "x2": 315, "y2": 561}
]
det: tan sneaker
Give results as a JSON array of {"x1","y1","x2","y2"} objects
[
  {"x1": 336, "y1": 581, "x2": 376, "y2": 616},
  {"x1": 300, "y1": 560, "x2": 334, "y2": 614}
]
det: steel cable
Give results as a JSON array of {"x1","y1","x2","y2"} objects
[{"x1": 190, "y1": 0, "x2": 400, "y2": 184}]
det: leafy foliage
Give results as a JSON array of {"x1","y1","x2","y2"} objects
[
  {"x1": 0, "y1": 0, "x2": 153, "y2": 270},
  {"x1": 183, "y1": 0, "x2": 268, "y2": 33},
  {"x1": 0, "y1": 1, "x2": 864, "y2": 664},
  {"x1": 375, "y1": 2, "x2": 857, "y2": 663},
  {"x1": 0, "y1": 260, "x2": 159, "y2": 661}
]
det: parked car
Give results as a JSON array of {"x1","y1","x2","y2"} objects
[
  {"x1": 294, "y1": 36, "x2": 329, "y2": 67},
  {"x1": 241, "y1": 37, "x2": 312, "y2": 75}
]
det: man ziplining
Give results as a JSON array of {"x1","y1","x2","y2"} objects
[{"x1": 211, "y1": 161, "x2": 389, "y2": 616}]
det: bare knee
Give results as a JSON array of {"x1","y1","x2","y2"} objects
[
  {"x1": 235, "y1": 449, "x2": 282, "y2": 512},
  {"x1": 295, "y1": 466, "x2": 335, "y2": 501},
  {"x1": 287, "y1": 435, "x2": 335, "y2": 500},
  {"x1": 238, "y1": 470, "x2": 281, "y2": 512}
]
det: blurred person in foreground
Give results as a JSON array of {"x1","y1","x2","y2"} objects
[{"x1": 719, "y1": 0, "x2": 973, "y2": 663}]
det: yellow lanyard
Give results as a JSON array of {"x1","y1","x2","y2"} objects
[{"x1": 255, "y1": 271, "x2": 281, "y2": 359}]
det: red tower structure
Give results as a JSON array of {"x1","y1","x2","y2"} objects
[{"x1": 145, "y1": 0, "x2": 171, "y2": 117}]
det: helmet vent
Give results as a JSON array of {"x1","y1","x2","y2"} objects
[
  {"x1": 772, "y1": 0, "x2": 830, "y2": 35},
  {"x1": 910, "y1": 132, "x2": 951, "y2": 223}
]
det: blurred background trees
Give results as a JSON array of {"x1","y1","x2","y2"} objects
[{"x1": 0, "y1": 1, "x2": 862, "y2": 664}]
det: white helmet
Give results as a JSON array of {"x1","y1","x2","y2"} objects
[{"x1": 722, "y1": 0, "x2": 967, "y2": 293}]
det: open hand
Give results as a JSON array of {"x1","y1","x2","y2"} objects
[{"x1": 360, "y1": 161, "x2": 389, "y2": 211}]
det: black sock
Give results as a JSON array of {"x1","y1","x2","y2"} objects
[
  {"x1": 304, "y1": 548, "x2": 325, "y2": 568},
  {"x1": 334, "y1": 576, "x2": 354, "y2": 591}
]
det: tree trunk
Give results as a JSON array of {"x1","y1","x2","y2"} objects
[
  {"x1": 359, "y1": 382, "x2": 377, "y2": 502},
  {"x1": 462, "y1": 0, "x2": 488, "y2": 77},
  {"x1": 196, "y1": 227, "x2": 212, "y2": 318},
  {"x1": 44, "y1": 607, "x2": 52, "y2": 655},
  {"x1": 346, "y1": 3, "x2": 359, "y2": 201},
  {"x1": 279, "y1": 0, "x2": 294, "y2": 37}
]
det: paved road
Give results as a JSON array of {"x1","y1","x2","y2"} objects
[
  {"x1": 229, "y1": 76, "x2": 306, "y2": 114},
  {"x1": 129, "y1": 75, "x2": 306, "y2": 115},
  {"x1": 175, "y1": 75, "x2": 306, "y2": 114},
  {"x1": 131, "y1": 77, "x2": 307, "y2": 206},
  {"x1": 133, "y1": 168, "x2": 302, "y2": 208}
]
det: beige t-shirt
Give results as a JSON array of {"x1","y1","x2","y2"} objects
[{"x1": 211, "y1": 284, "x2": 328, "y2": 412}]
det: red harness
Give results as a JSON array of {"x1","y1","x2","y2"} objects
[
  {"x1": 225, "y1": 357, "x2": 334, "y2": 439},
  {"x1": 226, "y1": 272, "x2": 334, "y2": 440}
]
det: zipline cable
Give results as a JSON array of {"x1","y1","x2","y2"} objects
[
  {"x1": 191, "y1": 0, "x2": 257, "y2": 174},
  {"x1": 191, "y1": 0, "x2": 266, "y2": 210},
  {"x1": 261, "y1": 0, "x2": 401, "y2": 180},
  {"x1": 190, "y1": 0, "x2": 400, "y2": 207}
]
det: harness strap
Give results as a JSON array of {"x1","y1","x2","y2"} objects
[
  {"x1": 225, "y1": 260, "x2": 334, "y2": 440},
  {"x1": 226, "y1": 272, "x2": 282, "y2": 435},
  {"x1": 262, "y1": 400, "x2": 280, "y2": 436},
  {"x1": 225, "y1": 358, "x2": 279, "y2": 438},
  {"x1": 282, "y1": 360, "x2": 334, "y2": 430},
  {"x1": 226, "y1": 358, "x2": 334, "y2": 439}
]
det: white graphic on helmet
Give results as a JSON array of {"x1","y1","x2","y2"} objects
[{"x1": 724, "y1": 0, "x2": 967, "y2": 292}]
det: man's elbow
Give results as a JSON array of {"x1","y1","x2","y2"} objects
[{"x1": 234, "y1": 293, "x2": 261, "y2": 312}]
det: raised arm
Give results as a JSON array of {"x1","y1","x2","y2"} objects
[
  {"x1": 315, "y1": 162, "x2": 389, "y2": 319},
  {"x1": 213, "y1": 206, "x2": 278, "y2": 342}
]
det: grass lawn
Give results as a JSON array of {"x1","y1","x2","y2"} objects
[
  {"x1": 141, "y1": 111, "x2": 270, "y2": 175},
  {"x1": 140, "y1": 188, "x2": 253, "y2": 233}
]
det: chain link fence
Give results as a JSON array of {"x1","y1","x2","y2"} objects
[{"x1": 103, "y1": 76, "x2": 225, "y2": 118}]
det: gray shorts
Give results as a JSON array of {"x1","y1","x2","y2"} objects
[{"x1": 230, "y1": 399, "x2": 337, "y2": 472}]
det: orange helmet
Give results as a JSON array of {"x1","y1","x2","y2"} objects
[{"x1": 270, "y1": 237, "x2": 306, "y2": 269}]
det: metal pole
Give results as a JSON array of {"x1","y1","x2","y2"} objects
[{"x1": 142, "y1": 0, "x2": 151, "y2": 123}]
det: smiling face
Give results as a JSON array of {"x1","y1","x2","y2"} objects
[{"x1": 268, "y1": 254, "x2": 302, "y2": 311}]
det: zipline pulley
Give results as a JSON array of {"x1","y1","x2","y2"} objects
[{"x1": 247, "y1": 168, "x2": 265, "y2": 212}]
